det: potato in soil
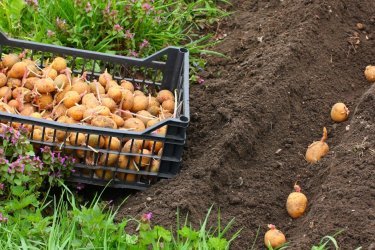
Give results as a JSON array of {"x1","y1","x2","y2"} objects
[{"x1": 286, "y1": 184, "x2": 308, "y2": 218}]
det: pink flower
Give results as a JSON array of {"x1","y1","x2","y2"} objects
[
  {"x1": 141, "y1": 212, "x2": 152, "y2": 223},
  {"x1": 47, "y1": 30, "x2": 55, "y2": 38},
  {"x1": 85, "y1": 2, "x2": 92, "y2": 13},
  {"x1": 25, "y1": 0, "x2": 38, "y2": 7},
  {"x1": 76, "y1": 183, "x2": 85, "y2": 190},
  {"x1": 0, "y1": 183, "x2": 4, "y2": 190},
  {"x1": 125, "y1": 30, "x2": 134, "y2": 39},
  {"x1": 129, "y1": 50, "x2": 139, "y2": 57},
  {"x1": 140, "y1": 39, "x2": 149, "y2": 49},
  {"x1": 196, "y1": 76, "x2": 205, "y2": 84},
  {"x1": 0, "y1": 213, "x2": 8, "y2": 223},
  {"x1": 114, "y1": 24, "x2": 123, "y2": 32},
  {"x1": 142, "y1": 3, "x2": 153, "y2": 12}
]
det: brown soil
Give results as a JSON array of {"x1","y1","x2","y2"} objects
[{"x1": 117, "y1": 0, "x2": 375, "y2": 248}]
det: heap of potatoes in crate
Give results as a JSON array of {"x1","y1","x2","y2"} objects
[{"x1": 0, "y1": 52, "x2": 176, "y2": 182}]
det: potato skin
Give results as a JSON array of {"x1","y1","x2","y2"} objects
[{"x1": 286, "y1": 192, "x2": 307, "y2": 218}]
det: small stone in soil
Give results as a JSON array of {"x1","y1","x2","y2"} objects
[{"x1": 146, "y1": 197, "x2": 152, "y2": 202}]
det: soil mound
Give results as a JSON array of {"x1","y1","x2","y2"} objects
[{"x1": 117, "y1": 0, "x2": 375, "y2": 248}]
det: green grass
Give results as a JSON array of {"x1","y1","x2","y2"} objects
[
  {"x1": 0, "y1": 0, "x2": 230, "y2": 81},
  {"x1": 0, "y1": 184, "x2": 240, "y2": 249}
]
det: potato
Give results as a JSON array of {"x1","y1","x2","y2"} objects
[
  {"x1": 63, "y1": 91, "x2": 81, "y2": 108},
  {"x1": 75, "y1": 149, "x2": 86, "y2": 159},
  {"x1": 148, "y1": 96, "x2": 160, "y2": 107},
  {"x1": 82, "y1": 93, "x2": 100, "y2": 108},
  {"x1": 55, "y1": 85, "x2": 71, "y2": 103},
  {"x1": 134, "y1": 90, "x2": 145, "y2": 97},
  {"x1": 42, "y1": 67, "x2": 58, "y2": 80},
  {"x1": 56, "y1": 129, "x2": 68, "y2": 141},
  {"x1": 35, "y1": 78, "x2": 56, "y2": 94},
  {"x1": 150, "y1": 159, "x2": 160, "y2": 173},
  {"x1": 54, "y1": 74, "x2": 69, "y2": 89},
  {"x1": 89, "y1": 81, "x2": 105, "y2": 96},
  {"x1": 122, "y1": 140, "x2": 140, "y2": 154},
  {"x1": 8, "y1": 99, "x2": 20, "y2": 110},
  {"x1": 123, "y1": 118, "x2": 145, "y2": 132},
  {"x1": 107, "y1": 86, "x2": 123, "y2": 103},
  {"x1": 110, "y1": 113, "x2": 125, "y2": 127},
  {"x1": 12, "y1": 87, "x2": 32, "y2": 103},
  {"x1": 120, "y1": 89, "x2": 134, "y2": 110},
  {"x1": 22, "y1": 59, "x2": 40, "y2": 77},
  {"x1": 136, "y1": 110, "x2": 154, "y2": 126},
  {"x1": 2, "y1": 54, "x2": 19, "y2": 69},
  {"x1": 24, "y1": 77, "x2": 39, "y2": 90},
  {"x1": 147, "y1": 105, "x2": 160, "y2": 116},
  {"x1": 146, "y1": 119, "x2": 159, "y2": 128},
  {"x1": 0, "y1": 102, "x2": 14, "y2": 113},
  {"x1": 35, "y1": 94, "x2": 53, "y2": 110},
  {"x1": 93, "y1": 105, "x2": 111, "y2": 116},
  {"x1": 133, "y1": 139, "x2": 150, "y2": 150},
  {"x1": 160, "y1": 110, "x2": 173, "y2": 119},
  {"x1": 71, "y1": 80, "x2": 90, "y2": 95},
  {"x1": 67, "y1": 105, "x2": 86, "y2": 121},
  {"x1": 157, "y1": 89, "x2": 174, "y2": 103},
  {"x1": 91, "y1": 115, "x2": 117, "y2": 129},
  {"x1": 0, "y1": 86, "x2": 12, "y2": 102},
  {"x1": 118, "y1": 155, "x2": 132, "y2": 169},
  {"x1": 31, "y1": 129, "x2": 43, "y2": 141},
  {"x1": 7, "y1": 62, "x2": 27, "y2": 79},
  {"x1": 20, "y1": 103, "x2": 35, "y2": 116},
  {"x1": 118, "y1": 159, "x2": 138, "y2": 182},
  {"x1": 87, "y1": 134, "x2": 105, "y2": 148},
  {"x1": 134, "y1": 149, "x2": 152, "y2": 167},
  {"x1": 57, "y1": 115, "x2": 69, "y2": 123},
  {"x1": 6, "y1": 78, "x2": 22, "y2": 88},
  {"x1": 69, "y1": 133, "x2": 86, "y2": 146},
  {"x1": 131, "y1": 95, "x2": 148, "y2": 112},
  {"x1": 99, "y1": 153, "x2": 119, "y2": 166},
  {"x1": 51, "y1": 57, "x2": 67, "y2": 72},
  {"x1": 104, "y1": 137, "x2": 121, "y2": 151},
  {"x1": 119, "y1": 109, "x2": 133, "y2": 120},
  {"x1": 364, "y1": 65, "x2": 375, "y2": 82},
  {"x1": 105, "y1": 80, "x2": 119, "y2": 92},
  {"x1": 99, "y1": 70, "x2": 112, "y2": 86},
  {"x1": 101, "y1": 97, "x2": 117, "y2": 112},
  {"x1": 120, "y1": 80, "x2": 134, "y2": 92},
  {"x1": 53, "y1": 104, "x2": 67, "y2": 118},
  {"x1": 0, "y1": 73, "x2": 7, "y2": 87},
  {"x1": 95, "y1": 168, "x2": 113, "y2": 180},
  {"x1": 148, "y1": 140, "x2": 163, "y2": 153},
  {"x1": 162, "y1": 99, "x2": 175, "y2": 113}
]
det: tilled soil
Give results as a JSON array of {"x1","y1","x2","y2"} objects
[{"x1": 117, "y1": 0, "x2": 375, "y2": 248}]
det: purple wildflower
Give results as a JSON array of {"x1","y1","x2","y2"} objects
[
  {"x1": 140, "y1": 39, "x2": 149, "y2": 49},
  {"x1": 129, "y1": 50, "x2": 139, "y2": 57},
  {"x1": 142, "y1": 3, "x2": 153, "y2": 12},
  {"x1": 85, "y1": 2, "x2": 92, "y2": 13},
  {"x1": 47, "y1": 30, "x2": 55, "y2": 38},
  {"x1": 0, "y1": 213, "x2": 8, "y2": 223},
  {"x1": 125, "y1": 30, "x2": 134, "y2": 39},
  {"x1": 141, "y1": 212, "x2": 152, "y2": 223},
  {"x1": 103, "y1": 1, "x2": 111, "y2": 15},
  {"x1": 0, "y1": 183, "x2": 4, "y2": 190},
  {"x1": 113, "y1": 24, "x2": 123, "y2": 32},
  {"x1": 76, "y1": 183, "x2": 85, "y2": 190},
  {"x1": 25, "y1": 0, "x2": 38, "y2": 7},
  {"x1": 196, "y1": 76, "x2": 205, "y2": 84}
]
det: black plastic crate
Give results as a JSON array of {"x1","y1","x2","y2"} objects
[{"x1": 0, "y1": 31, "x2": 189, "y2": 190}]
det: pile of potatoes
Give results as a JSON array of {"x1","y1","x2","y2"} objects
[{"x1": 0, "y1": 52, "x2": 177, "y2": 183}]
